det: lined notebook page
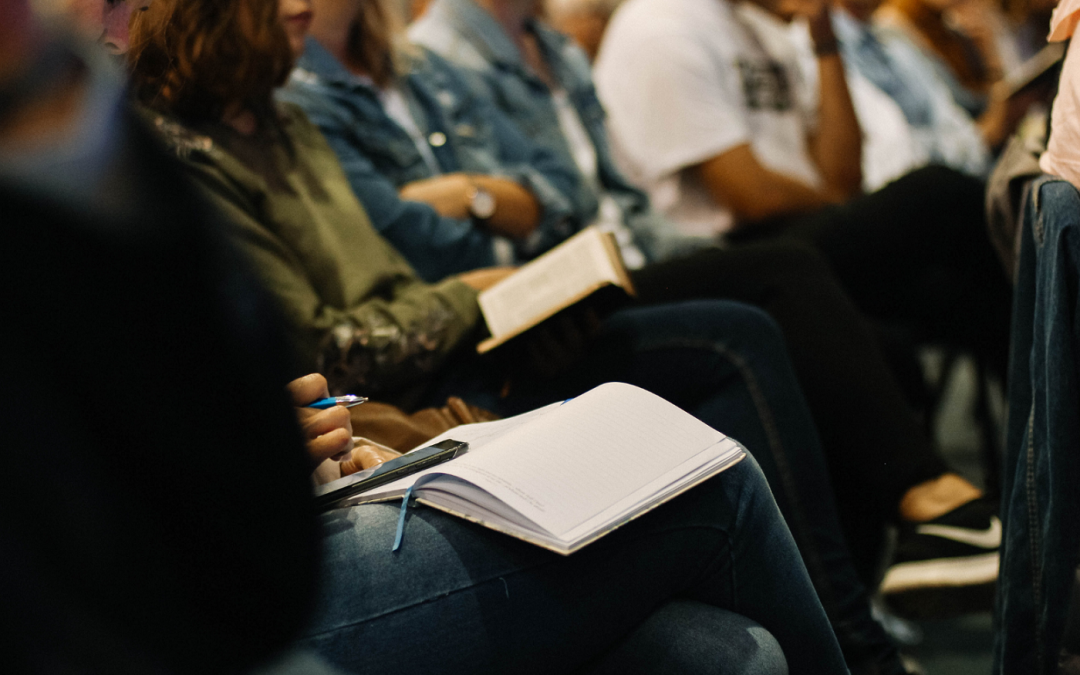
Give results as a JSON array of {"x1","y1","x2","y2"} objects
[{"x1": 438, "y1": 383, "x2": 725, "y2": 537}]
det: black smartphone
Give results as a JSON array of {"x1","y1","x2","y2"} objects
[{"x1": 314, "y1": 439, "x2": 468, "y2": 511}]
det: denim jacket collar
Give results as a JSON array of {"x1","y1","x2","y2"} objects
[
  {"x1": 294, "y1": 37, "x2": 375, "y2": 91},
  {"x1": 434, "y1": 0, "x2": 555, "y2": 88}
]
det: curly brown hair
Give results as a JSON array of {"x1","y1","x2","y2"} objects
[{"x1": 127, "y1": 0, "x2": 294, "y2": 123}]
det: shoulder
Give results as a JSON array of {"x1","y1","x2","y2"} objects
[
  {"x1": 143, "y1": 110, "x2": 218, "y2": 163},
  {"x1": 604, "y1": 0, "x2": 743, "y2": 70},
  {"x1": 275, "y1": 102, "x2": 338, "y2": 156},
  {"x1": 410, "y1": 18, "x2": 492, "y2": 73}
]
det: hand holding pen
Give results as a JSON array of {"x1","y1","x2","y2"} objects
[
  {"x1": 287, "y1": 374, "x2": 363, "y2": 465},
  {"x1": 305, "y1": 394, "x2": 367, "y2": 409}
]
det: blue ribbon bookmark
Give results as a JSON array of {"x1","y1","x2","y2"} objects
[{"x1": 392, "y1": 484, "x2": 416, "y2": 552}]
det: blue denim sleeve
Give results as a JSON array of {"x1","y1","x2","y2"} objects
[
  {"x1": 295, "y1": 99, "x2": 496, "y2": 283},
  {"x1": 420, "y1": 51, "x2": 582, "y2": 260},
  {"x1": 484, "y1": 103, "x2": 580, "y2": 259}
]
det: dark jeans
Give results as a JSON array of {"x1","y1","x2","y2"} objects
[
  {"x1": 421, "y1": 300, "x2": 900, "y2": 674},
  {"x1": 300, "y1": 455, "x2": 843, "y2": 675},
  {"x1": 994, "y1": 177, "x2": 1080, "y2": 675},
  {"x1": 729, "y1": 165, "x2": 1012, "y2": 380},
  {"x1": 631, "y1": 240, "x2": 949, "y2": 579}
]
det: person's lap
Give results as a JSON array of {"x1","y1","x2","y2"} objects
[
  {"x1": 297, "y1": 455, "x2": 844, "y2": 675},
  {"x1": 417, "y1": 298, "x2": 892, "y2": 671}
]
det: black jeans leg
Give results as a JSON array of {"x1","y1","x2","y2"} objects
[
  {"x1": 743, "y1": 165, "x2": 1013, "y2": 380},
  {"x1": 631, "y1": 241, "x2": 949, "y2": 580}
]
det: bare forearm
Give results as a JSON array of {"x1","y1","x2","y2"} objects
[
  {"x1": 696, "y1": 144, "x2": 838, "y2": 225},
  {"x1": 811, "y1": 52, "x2": 863, "y2": 197},
  {"x1": 469, "y1": 175, "x2": 540, "y2": 238},
  {"x1": 398, "y1": 173, "x2": 540, "y2": 239}
]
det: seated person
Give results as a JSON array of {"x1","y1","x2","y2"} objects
[
  {"x1": 877, "y1": 0, "x2": 1010, "y2": 115},
  {"x1": 821, "y1": 0, "x2": 1036, "y2": 185},
  {"x1": 412, "y1": 0, "x2": 1001, "y2": 636},
  {"x1": 4, "y1": 5, "x2": 848, "y2": 673},
  {"x1": 297, "y1": 0, "x2": 992, "y2": 617},
  {"x1": 282, "y1": 0, "x2": 583, "y2": 281},
  {"x1": 547, "y1": 0, "x2": 995, "y2": 188},
  {"x1": 126, "y1": 0, "x2": 903, "y2": 671},
  {"x1": 829, "y1": 0, "x2": 994, "y2": 179},
  {"x1": 584, "y1": 0, "x2": 1011, "y2": 378}
]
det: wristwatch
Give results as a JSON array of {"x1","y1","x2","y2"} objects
[{"x1": 466, "y1": 183, "x2": 497, "y2": 220}]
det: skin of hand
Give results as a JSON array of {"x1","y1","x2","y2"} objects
[
  {"x1": 400, "y1": 173, "x2": 475, "y2": 220},
  {"x1": 456, "y1": 266, "x2": 518, "y2": 291},
  {"x1": 338, "y1": 444, "x2": 403, "y2": 476},
  {"x1": 399, "y1": 173, "x2": 541, "y2": 239},
  {"x1": 288, "y1": 373, "x2": 355, "y2": 466}
]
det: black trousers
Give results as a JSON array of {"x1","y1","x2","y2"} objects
[
  {"x1": 631, "y1": 239, "x2": 949, "y2": 579},
  {"x1": 733, "y1": 164, "x2": 1012, "y2": 379}
]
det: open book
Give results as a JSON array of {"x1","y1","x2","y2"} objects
[
  {"x1": 339, "y1": 383, "x2": 745, "y2": 555},
  {"x1": 476, "y1": 226, "x2": 635, "y2": 353}
]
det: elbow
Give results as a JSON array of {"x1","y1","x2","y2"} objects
[
  {"x1": 831, "y1": 171, "x2": 863, "y2": 201},
  {"x1": 727, "y1": 192, "x2": 788, "y2": 224}
]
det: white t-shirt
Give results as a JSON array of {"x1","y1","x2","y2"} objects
[{"x1": 595, "y1": 0, "x2": 822, "y2": 236}]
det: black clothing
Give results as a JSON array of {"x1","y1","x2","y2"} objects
[
  {"x1": 631, "y1": 240, "x2": 950, "y2": 578},
  {"x1": 0, "y1": 111, "x2": 318, "y2": 674}
]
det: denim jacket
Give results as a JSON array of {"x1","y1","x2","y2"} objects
[
  {"x1": 278, "y1": 38, "x2": 578, "y2": 282},
  {"x1": 411, "y1": 0, "x2": 707, "y2": 264},
  {"x1": 996, "y1": 176, "x2": 1080, "y2": 675}
]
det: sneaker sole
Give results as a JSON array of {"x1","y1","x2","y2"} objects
[{"x1": 880, "y1": 551, "x2": 999, "y2": 593}]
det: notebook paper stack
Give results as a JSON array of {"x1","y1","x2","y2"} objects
[{"x1": 342, "y1": 383, "x2": 745, "y2": 555}]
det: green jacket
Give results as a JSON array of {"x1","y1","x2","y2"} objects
[{"x1": 149, "y1": 103, "x2": 480, "y2": 396}]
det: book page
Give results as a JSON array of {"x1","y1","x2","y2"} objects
[
  {"x1": 478, "y1": 227, "x2": 624, "y2": 341},
  {"x1": 343, "y1": 403, "x2": 564, "y2": 501},
  {"x1": 432, "y1": 383, "x2": 728, "y2": 538}
]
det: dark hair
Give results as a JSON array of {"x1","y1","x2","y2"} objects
[{"x1": 128, "y1": 0, "x2": 293, "y2": 123}]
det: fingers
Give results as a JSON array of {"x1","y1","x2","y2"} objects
[
  {"x1": 339, "y1": 444, "x2": 403, "y2": 476},
  {"x1": 299, "y1": 404, "x2": 354, "y2": 466},
  {"x1": 286, "y1": 372, "x2": 329, "y2": 407},
  {"x1": 307, "y1": 428, "x2": 354, "y2": 464},
  {"x1": 300, "y1": 404, "x2": 353, "y2": 440}
]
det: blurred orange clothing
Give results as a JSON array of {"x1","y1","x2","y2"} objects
[{"x1": 1039, "y1": 0, "x2": 1080, "y2": 189}]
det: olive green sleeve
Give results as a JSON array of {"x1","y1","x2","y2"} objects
[{"x1": 185, "y1": 162, "x2": 482, "y2": 395}]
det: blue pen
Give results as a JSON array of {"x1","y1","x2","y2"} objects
[{"x1": 307, "y1": 395, "x2": 368, "y2": 409}]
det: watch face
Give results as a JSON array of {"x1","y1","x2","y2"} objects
[{"x1": 470, "y1": 187, "x2": 497, "y2": 220}]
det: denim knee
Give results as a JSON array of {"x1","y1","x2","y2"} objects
[
  {"x1": 586, "y1": 600, "x2": 789, "y2": 675},
  {"x1": 615, "y1": 299, "x2": 786, "y2": 355}
]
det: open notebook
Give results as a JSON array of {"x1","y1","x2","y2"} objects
[{"x1": 340, "y1": 383, "x2": 745, "y2": 555}]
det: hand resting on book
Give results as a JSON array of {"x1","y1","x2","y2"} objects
[
  {"x1": 457, "y1": 266, "x2": 517, "y2": 291},
  {"x1": 339, "y1": 443, "x2": 403, "y2": 477}
]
